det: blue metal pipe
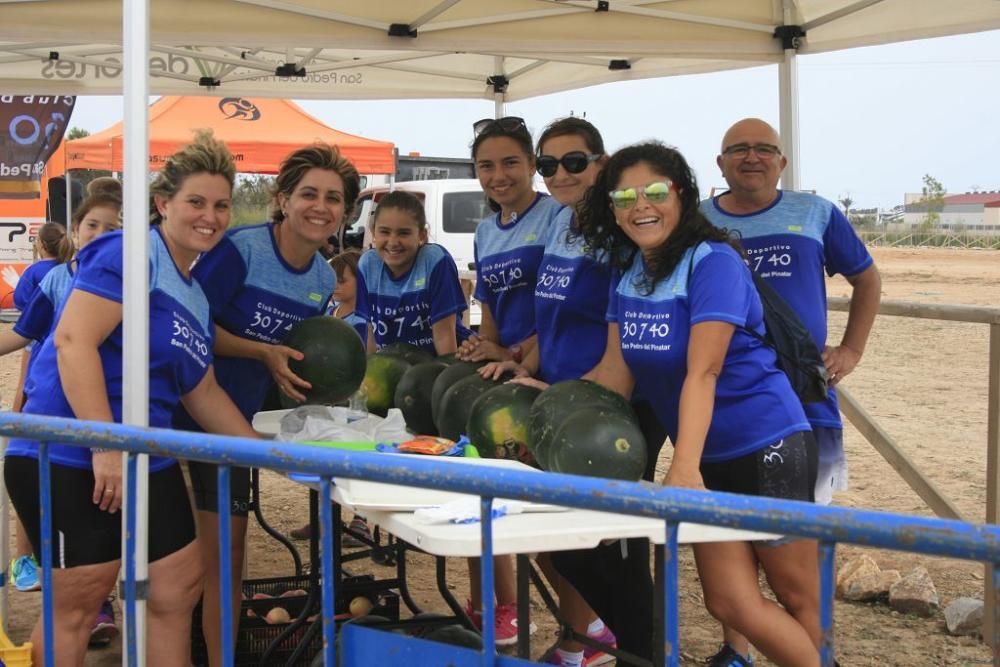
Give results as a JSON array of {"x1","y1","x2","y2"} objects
[
  {"x1": 819, "y1": 542, "x2": 836, "y2": 667},
  {"x1": 217, "y1": 465, "x2": 234, "y2": 667},
  {"x1": 479, "y1": 497, "x2": 496, "y2": 667},
  {"x1": 3, "y1": 413, "x2": 1000, "y2": 564},
  {"x1": 124, "y1": 453, "x2": 139, "y2": 667},
  {"x1": 663, "y1": 522, "x2": 679, "y2": 667},
  {"x1": 319, "y1": 478, "x2": 336, "y2": 667},
  {"x1": 37, "y1": 444, "x2": 54, "y2": 667}
]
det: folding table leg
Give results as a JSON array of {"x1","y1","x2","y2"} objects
[{"x1": 516, "y1": 553, "x2": 531, "y2": 658}]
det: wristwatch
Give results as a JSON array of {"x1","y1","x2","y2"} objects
[{"x1": 509, "y1": 344, "x2": 523, "y2": 364}]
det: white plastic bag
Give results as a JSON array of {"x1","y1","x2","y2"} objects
[{"x1": 277, "y1": 405, "x2": 410, "y2": 444}]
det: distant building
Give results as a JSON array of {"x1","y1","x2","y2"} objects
[{"x1": 899, "y1": 191, "x2": 1000, "y2": 234}]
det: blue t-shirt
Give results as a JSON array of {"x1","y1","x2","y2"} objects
[
  {"x1": 14, "y1": 262, "x2": 74, "y2": 379},
  {"x1": 473, "y1": 194, "x2": 564, "y2": 347},
  {"x1": 609, "y1": 242, "x2": 810, "y2": 463},
  {"x1": 13, "y1": 258, "x2": 59, "y2": 310},
  {"x1": 701, "y1": 191, "x2": 874, "y2": 429},
  {"x1": 174, "y1": 222, "x2": 335, "y2": 425},
  {"x1": 324, "y1": 301, "x2": 368, "y2": 341},
  {"x1": 535, "y1": 209, "x2": 611, "y2": 383},
  {"x1": 356, "y1": 243, "x2": 472, "y2": 353},
  {"x1": 7, "y1": 228, "x2": 214, "y2": 471}
]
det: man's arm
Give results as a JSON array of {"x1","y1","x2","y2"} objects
[{"x1": 824, "y1": 263, "x2": 881, "y2": 385}]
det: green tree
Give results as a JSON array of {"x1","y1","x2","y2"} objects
[
  {"x1": 838, "y1": 193, "x2": 853, "y2": 218},
  {"x1": 66, "y1": 126, "x2": 90, "y2": 140},
  {"x1": 231, "y1": 174, "x2": 275, "y2": 227},
  {"x1": 918, "y1": 174, "x2": 946, "y2": 230}
]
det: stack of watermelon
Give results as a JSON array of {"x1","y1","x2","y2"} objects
[{"x1": 286, "y1": 333, "x2": 648, "y2": 482}]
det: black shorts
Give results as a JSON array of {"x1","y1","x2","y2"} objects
[
  {"x1": 4, "y1": 457, "x2": 196, "y2": 568},
  {"x1": 188, "y1": 460, "x2": 252, "y2": 517},
  {"x1": 700, "y1": 431, "x2": 817, "y2": 503}
]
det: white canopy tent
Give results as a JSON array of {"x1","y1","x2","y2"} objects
[{"x1": 2, "y1": 1, "x2": 999, "y2": 664}]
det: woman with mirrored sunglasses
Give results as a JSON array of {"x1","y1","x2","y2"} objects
[
  {"x1": 480, "y1": 117, "x2": 665, "y2": 665},
  {"x1": 577, "y1": 142, "x2": 820, "y2": 667}
]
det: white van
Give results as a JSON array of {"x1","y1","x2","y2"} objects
[{"x1": 344, "y1": 179, "x2": 492, "y2": 274}]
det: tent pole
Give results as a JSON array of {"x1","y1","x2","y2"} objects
[
  {"x1": 493, "y1": 56, "x2": 506, "y2": 118},
  {"x1": 121, "y1": 0, "x2": 151, "y2": 665},
  {"x1": 778, "y1": 48, "x2": 800, "y2": 192},
  {"x1": 65, "y1": 170, "x2": 73, "y2": 232}
]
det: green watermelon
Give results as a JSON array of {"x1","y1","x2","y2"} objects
[
  {"x1": 529, "y1": 379, "x2": 635, "y2": 470},
  {"x1": 435, "y1": 373, "x2": 503, "y2": 442},
  {"x1": 550, "y1": 408, "x2": 647, "y2": 481},
  {"x1": 466, "y1": 383, "x2": 542, "y2": 462},
  {"x1": 430, "y1": 360, "x2": 485, "y2": 426},
  {"x1": 394, "y1": 361, "x2": 449, "y2": 435},
  {"x1": 362, "y1": 354, "x2": 411, "y2": 417},
  {"x1": 283, "y1": 316, "x2": 367, "y2": 406},
  {"x1": 378, "y1": 342, "x2": 435, "y2": 366}
]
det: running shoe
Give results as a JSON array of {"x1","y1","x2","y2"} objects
[
  {"x1": 89, "y1": 597, "x2": 119, "y2": 647},
  {"x1": 705, "y1": 643, "x2": 754, "y2": 667},
  {"x1": 343, "y1": 516, "x2": 372, "y2": 549},
  {"x1": 583, "y1": 625, "x2": 617, "y2": 666},
  {"x1": 10, "y1": 555, "x2": 40, "y2": 592},
  {"x1": 493, "y1": 602, "x2": 536, "y2": 647}
]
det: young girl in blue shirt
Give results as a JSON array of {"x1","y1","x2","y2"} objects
[
  {"x1": 356, "y1": 190, "x2": 471, "y2": 355},
  {"x1": 579, "y1": 142, "x2": 820, "y2": 667}
]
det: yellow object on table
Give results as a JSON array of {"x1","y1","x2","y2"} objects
[{"x1": 0, "y1": 620, "x2": 32, "y2": 666}]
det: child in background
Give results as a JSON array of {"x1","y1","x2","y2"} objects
[
  {"x1": 356, "y1": 191, "x2": 472, "y2": 355},
  {"x1": 326, "y1": 249, "x2": 367, "y2": 340}
]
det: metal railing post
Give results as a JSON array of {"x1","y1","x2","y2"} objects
[
  {"x1": 319, "y1": 478, "x2": 336, "y2": 666},
  {"x1": 38, "y1": 442, "x2": 54, "y2": 667},
  {"x1": 663, "y1": 522, "x2": 679, "y2": 667},
  {"x1": 217, "y1": 465, "x2": 233, "y2": 667},
  {"x1": 479, "y1": 497, "x2": 496, "y2": 667},
  {"x1": 819, "y1": 542, "x2": 837, "y2": 666}
]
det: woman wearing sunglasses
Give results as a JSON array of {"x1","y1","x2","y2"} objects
[{"x1": 578, "y1": 142, "x2": 820, "y2": 667}]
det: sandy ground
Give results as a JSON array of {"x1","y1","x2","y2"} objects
[{"x1": 2, "y1": 245, "x2": 999, "y2": 665}]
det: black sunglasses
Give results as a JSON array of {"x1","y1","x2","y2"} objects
[
  {"x1": 473, "y1": 116, "x2": 527, "y2": 137},
  {"x1": 536, "y1": 151, "x2": 601, "y2": 178}
]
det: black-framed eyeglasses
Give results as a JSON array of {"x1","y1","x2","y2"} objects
[
  {"x1": 536, "y1": 151, "x2": 601, "y2": 178},
  {"x1": 473, "y1": 116, "x2": 527, "y2": 137},
  {"x1": 722, "y1": 143, "x2": 782, "y2": 159},
  {"x1": 609, "y1": 180, "x2": 674, "y2": 210}
]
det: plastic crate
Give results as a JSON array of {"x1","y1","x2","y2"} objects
[
  {"x1": 0, "y1": 624, "x2": 31, "y2": 667},
  {"x1": 191, "y1": 574, "x2": 399, "y2": 666}
]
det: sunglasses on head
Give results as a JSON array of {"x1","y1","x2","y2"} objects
[
  {"x1": 473, "y1": 116, "x2": 527, "y2": 137},
  {"x1": 536, "y1": 151, "x2": 601, "y2": 178},
  {"x1": 609, "y1": 180, "x2": 674, "y2": 209}
]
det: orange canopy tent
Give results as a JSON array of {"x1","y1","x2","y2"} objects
[{"x1": 65, "y1": 96, "x2": 395, "y2": 174}]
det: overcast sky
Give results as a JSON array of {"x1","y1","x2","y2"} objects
[{"x1": 68, "y1": 29, "x2": 1000, "y2": 210}]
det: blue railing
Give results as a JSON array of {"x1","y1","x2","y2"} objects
[{"x1": 2, "y1": 410, "x2": 999, "y2": 666}]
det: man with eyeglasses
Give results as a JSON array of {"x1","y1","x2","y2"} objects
[{"x1": 701, "y1": 117, "x2": 881, "y2": 667}]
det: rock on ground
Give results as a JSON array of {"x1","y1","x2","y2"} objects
[
  {"x1": 943, "y1": 597, "x2": 983, "y2": 636},
  {"x1": 889, "y1": 566, "x2": 940, "y2": 617}
]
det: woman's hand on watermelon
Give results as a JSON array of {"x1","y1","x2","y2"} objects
[
  {"x1": 479, "y1": 360, "x2": 529, "y2": 381},
  {"x1": 662, "y1": 463, "x2": 705, "y2": 491},
  {"x1": 263, "y1": 344, "x2": 312, "y2": 402},
  {"x1": 506, "y1": 377, "x2": 549, "y2": 391}
]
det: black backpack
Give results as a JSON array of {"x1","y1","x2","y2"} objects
[{"x1": 687, "y1": 247, "x2": 829, "y2": 404}]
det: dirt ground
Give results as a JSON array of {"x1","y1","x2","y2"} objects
[{"x1": 2, "y1": 245, "x2": 999, "y2": 665}]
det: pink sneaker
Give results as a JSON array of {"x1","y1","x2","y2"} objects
[
  {"x1": 582, "y1": 626, "x2": 617, "y2": 666},
  {"x1": 463, "y1": 600, "x2": 536, "y2": 647},
  {"x1": 493, "y1": 602, "x2": 536, "y2": 647}
]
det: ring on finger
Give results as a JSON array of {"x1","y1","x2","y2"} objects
[{"x1": 104, "y1": 488, "x2": 114, "y2": 495}]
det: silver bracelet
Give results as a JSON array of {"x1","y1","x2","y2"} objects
[{"x1": 92, "y1": 448, "x2": 112, "y2": 453}]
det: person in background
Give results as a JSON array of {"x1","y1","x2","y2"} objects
[
  {"x1": 172, "y1": 143, "x2": 358, "y2": 666},
  {"x1": 580, "y1": 141, "x2": 821, "y2": 667},
  {"x1": 0, "y1": 190, "x2": 124, "y2": 644},
  {"x1": 325, "y1": 249, "x2": 366, "y2": 340},
  {"x1": 4, "y1": 130, "x2": 261, "y2": 666},
  {"x1": 700, "y1": 118, "x2": 880, "y2": 666},
  {"x1": 356, "y1": 190, "x2": 472, "y2": 355}
]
